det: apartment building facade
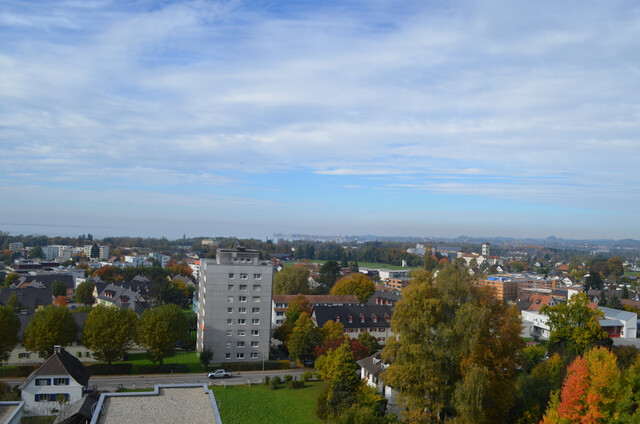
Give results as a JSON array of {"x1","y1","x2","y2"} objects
[{"x1": 197, "y1": 246, "x2": 274, "y2": 363}]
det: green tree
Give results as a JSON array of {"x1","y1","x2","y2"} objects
[
  {"x1": 315, "y1": 341, "x2": 360, "y2": 418},
  {"x1": 51, "y1": 280, "x2": 67, "y2": 297},
  {"x1": 316, "y1": 260, "x2": 342, "y2": 294},
  {"x1": 0, "y1": 305, "x2": 20, "y2": 361},
  {"x1": 598, "y1": 290, "x2": 607, "y2": 306},
  {"x1": 287, "y1": 313, "x2": 320, "y2": 365},
  {"x1": 381, "y1": 265, "x2": 523, "y2": 423},
  {"x1": 607, "y1": 256, "x2": 625, "y2": 277},
  {"x1": 23, "y1": 305, "x2": 78, "y2": 357},
  {"x1": 330, "y1": 273, "x2": 376, "y2": 304},
  {"x1": 348, "y1": 261, "x2": 359, "y2": 273},
  {"x1": 136, "y1": 304, "x2": 187, "y2": 364},
  {"x1": 320, "y1": 320, "x2": 346, "y2": 345},
  {"x1": 541, "y1": 292, "x2": 608, "y2": 355},
  {"x1": 2, "y1": 273, "x2": 19, "y2": 288},
  {"x1": 607, "y1": 292, "x2": 623, "y2": 310},
  {"x1": 6, "y1": 292, "x2": 20, "y2": 311},
  {"x1": 90, "y1": 243, "x2": 100, "y2": 259},
  {"x1": 28, "y1": 246, "x2": 43, "y2": 259},
  {"x1": 75, "y1": 281, "x2": 95, "y2": 305},
  {"x1": 273, "y1": 266, "x2": 311, "y2": 295},
  {"x1": 584, "y1": 271, "x2": 604, "y2": 291},
  {"x1": 357, "y1": 331, "x2": 381, "y2": 356},
  {"x1": 199, "y1": 347, "x2": 213, "y2": 371},
  {"x1": 623, "y1": 285, "x2": 630, "y2": 299},
  {"x1": 82, "y1": 304, "x2": 138, "y2": 365}
]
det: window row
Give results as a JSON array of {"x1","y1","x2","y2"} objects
[
  {"x1": 227, "y1": 284, "x2": 262, "y2": 291},
  {"x1": 225, "y1": 341, "x2": 260, "y2": 348},
  {"x1": 228, "y1": 274, "x2": 262, "y2": 280},
  {"x1": 227, "y1": 307, "x2": 261, "y2": 314},
  {"x1": 226, "y1": 319, "x2": 261, "y2": 325},
  {"x1": 226, "y1": 352, "x2": 259, "y2": 359},
  {"x1": 227, "y1": 296, "x2": 261, "y2": 303},
  {"x1": 35, "y1": 378, "x2": 70, "y2": 386},
  {"x1": 35, "y1": 393, "x2": 70, "y2": 402},
  {"x1": 226, "y1": 330, "x2": 260, "y2": 336}
]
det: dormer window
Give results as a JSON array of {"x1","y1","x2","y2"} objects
[
  {"x1": 348, "y1": 315, "x2": 353, "y2": 324},
  {"x1": 384, "y1": 313, "x2": 390, "y2": 322},
  {"x1": 335, "y1": 315, "x2": 341, "y2": 323},
  {"x1": 372, "y1": 314, "x2": 378, "y2": 323},
  {"x1": 360, "y1": 314, "x2": 365, "y2": 323}
]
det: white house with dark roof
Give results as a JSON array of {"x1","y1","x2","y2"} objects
[
  {"x1": 312, "y1": 304, "x2": 394, "y2": 344},
  {"x1": 356, "y1": 352, "x2": 399, "y2": 416},
  {"x1": 19, "y1": 347, "x2": 90, "y2": 415}
]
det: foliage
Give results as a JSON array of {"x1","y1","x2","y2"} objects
[
  {"x1": 320, "y1": 320, "x2": 346, "y2": 345},
  {"x1": 541, "y1": 292, "x2": 608, "y2": 355},
  {"x1": 7, "y1": 292, "x2": 20, "y2": 311},
  {"x1": 90, "y1": 243, "x2": 100, "y2": 258},
  {"x1": 2, "y1": 272, "x2": 19, "y2": 288},
  {"x1": 136, "y1": 304, "x2": 187, "y2": 364},
  {"x1": 584, "y1": 271, "x2": 604, "y2": 291},
  {"x1": 274, "y1": 266, "x2": 311, "y2": 295},
  {"x1": 51, "y1": 280, "x2": 67, "y2": 297},
  {"x1": 541, "y1": 347, "x2": 623, "y2": 423},
  {"x1": 381, "y1": 265, "x2": 523, "y2": 423},
  {"x1": 199, "y1": 347, "x2": 213, "y2": 371},
  {"x1": 316, "y1": 260, "x2": 342, "y2": 294},
  {"x1": 330, "y1": 273, "x2": 376, "y2": 304},
  {"x1": 302, "y1": 370, "x2": 314, "y2": 382},
  {"x1": 288, "y1": 313, "x2": 320, "y2": 365},
  {"x1": 607, "y1": 292, "x2": 623, "y2": 310},
  {"x1": 517, "y1": 344, "x2": 548, "y2": 374},
  {"x1": 29, "y1": 245, "x2": 44, "y2": 259},
  {"x1": 0, "y1": 305, "x2": 20, "y2": 361},
  {"x1": 75, "y1": 280, "x2": 95, "y2": 305},
  {"x1": 314, "y1": 336, "x2": 369, "y2": 361},
  {"x1": 53, "y1": 295, "x2": 68, "y2": 306},
  {"x1": 607, "y1": 256, "x2": 625, "y2": 277},
  {"x1": 356, "y1": 331, "x2": 382, "y2": 356},
  {"x1": 315, "y1": 341, "x2": 360, "y2": 418},
  {"x1": 274, "y1": 295, "x2": 313, "y2": 349},
  {"x1": 82, "y1": 304, "x2": 138, "y2": 365},
  {"x1": 348, "y1": 261, "x2": 359, "y2": 273},
  {"x1": 92, "y1": 265, "x2": 121, "y2": 282},
  {"x1": 23, "y1": 305, "x2": 78, "y2": 356}
]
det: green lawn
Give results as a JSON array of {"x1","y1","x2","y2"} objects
[
  {"x1": 125, "y1": 351, "x2": 203, "y2": 373},
  {"x1": 211, "y1": 381, "x2": 325, "y2": 424}
]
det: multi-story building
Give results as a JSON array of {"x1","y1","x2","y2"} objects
[
  {"x1": 148, "y1": 252, "x2": 170, "y2": 267},
  {"x1": 197, "y1": 246, "x2": 274, "y2": 363}
]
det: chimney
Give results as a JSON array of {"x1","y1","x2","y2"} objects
[{"x1": 53, "y1": 345, "x2": 61, "y2": 354}]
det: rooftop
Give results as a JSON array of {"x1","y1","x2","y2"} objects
[{"x1": 91, "y1": 384, "x2": 221, "y2": 424}]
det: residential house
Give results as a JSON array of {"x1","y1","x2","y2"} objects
[
  {"x1": 19, "y1": 347, "x2": 90, "y2": 416},
  {"x1": 312, "y1": 304, "x2": 394, "y2": 344},
  {"x1": 357, "y1": 352, "x2": 399, "y2": 415},
  {"x1": 271, "y1": 294, "x2": 359, "y2": 327}
]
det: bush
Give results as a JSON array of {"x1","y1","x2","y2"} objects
[
  {"x1": 4, "y1": 365, "x2": 39, "y2": 378},
  {"x1": 87, "y1": 363, "x2": 133, "y2": 375},
  {"x1": 283, "y1": 374, "x2": 293, "y2": 383},
  {"x1": 263, "y1": 376, "x2": 271, "y2": 385},
  {"x1": 138, "y1": 364, "x2": 190, "y2": 374},
  {"x1": 287, "y1": 379, "x2": 304, "y2": 389},
  {"x1": 301, "y1": 370, "x2": 314, "y2": 382},
  {"x1": 272, "y1": 375, "x2": 282, "y2": 385},
  {"x1": 268, "y1": 378, "x2": 278, "y2": 390}
]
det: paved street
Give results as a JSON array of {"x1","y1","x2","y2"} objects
[{"x1": 1, "y1": 369, "x2": 308, "y2": 392}]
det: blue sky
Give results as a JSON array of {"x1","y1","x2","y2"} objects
[{"x1": 1, "y1": 0, "x2": 639, "y2": 240}]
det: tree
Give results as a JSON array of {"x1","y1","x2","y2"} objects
[
  {"x1": 200, "y1": 347, "x2": 213, "y2": 371},
  {"x1": 2, "y1": 273, "x2": 19, "y2": 288},
  {"x1": 607, "y1": 256, "x2": 625, "y2": 277},
  {"x1": 0, "y1": 305, "x2": 20, "y2": 362},
  {"x1": 75, "y1": 281, "x2": 95, "y2": 305},
  {"x1": 320, "y1": 320, "x2": 346, "y2": 345},
  {"x1": 137, "y1": 304, "x2": 187, "y2": 364},
  {"x1": 541, "y1": 292, "x2": 608, "y2": 355},
  {"x1": 6, "y1": 292, "x2": 20, "y2": 311},
  {"x1": 584, "y1": 271, "x2": 604, "y2": 291},
  {"x1": 92, "y1": 265, "x2": 120, "y2": 282},
  {"x1": 598, "y1": 290, "x2": 607, "y2": 306},
  {"x1": 315, "y1": 341, "x2": 361, "y2": 418},
  {"x1": 28, "y1": 246, "x2": 43, "y2": 259},
  {"x1": 381, "y1": 265, "x2": 523, "y2": 423},
  {"x1": 607, "y1": 292, "x2": 623, "y2": 310},
  {"x1": 541, "y1": 347, "x2": 623, "y2": 423},
  {"x1": 273, "y1": 266, "x2": 311, "y2": 295},
  {"x1": 51, "y1": 280, "x2": 67, "y2": 297},
  {"x1": 623, "y1": 285, "x2": 630, "y2": 299},
  {"x1": 23, "y1": 305, "x2": 78, "y2": 357},
  {"x1": 348, "y1": 261, "x2": 359, "y2": 274},
  {"x1": 316, "y1": 260, "x2": 342, "y2": 294},
  {"x1": 273, "y1": 295, "x2": 313, "y2": 349},
  {"x1": 330, "y1": 273, "x2": 376, "y2": 304},
  {"x1": 90, "y1": 243, "x2": 100, "y2": 259},
  {"x1": 82, "y1": 304, "x2": 138, "y2": 365},
  {"x1": 53, "y1": 295, "x2": 68, "y2": 306},
  {"x1": 357, "y1": 331, "x2": 381, "y2": 356},
  {"x1": 287, "y1": 313, "x2": 320, "y2": 365}
]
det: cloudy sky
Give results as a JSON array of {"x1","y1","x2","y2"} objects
[{"x1": 1, "y1": 0, "x2": 639, "y2": 240}]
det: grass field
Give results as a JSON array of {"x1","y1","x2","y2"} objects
[
  {"x1": 125, "y1": 351, "x2": 203, "y2": 373},
  {"x1": 211, "y1": 381, "x2": 325, "y2": 424}
]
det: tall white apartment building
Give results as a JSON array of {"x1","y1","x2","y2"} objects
[{"x1": 197, "y1": 246, "x2": 274, "y2": 363}]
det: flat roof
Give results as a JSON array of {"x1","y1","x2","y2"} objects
[
  {"x1": 0, "y1": 402, "x2": 24, "y2": 424},
  {"x1": 91, "y1": 384, "x2": 221, "y2": 424}
]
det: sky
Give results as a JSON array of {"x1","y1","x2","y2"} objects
[{"x1": 1, "y1": 0, "x2": 639, "y2": 241}]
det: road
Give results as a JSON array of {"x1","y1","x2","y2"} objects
[{"x1": 1, "y1": 369, "x2": 308, "y2": 392}]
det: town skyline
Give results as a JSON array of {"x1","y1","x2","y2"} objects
[{"x1": 2, "y1": 1, "x2": 639, "y2": 240}]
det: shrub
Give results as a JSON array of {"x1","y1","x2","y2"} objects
[
  {"x1": 138, "y1": 364, "x2": 189, "y2": 374},
  {"x1": 283, "y1": 374, "x2": 293, "y2": 383},
  {"x1": 222, "y1": 360, "x2": 289, "y2": 371},
  {"x1": 5, "y1": 366, "x2": 39, "y2": 378},
  {"x1": 301, "y1": 370, "x2": 314, "y2": 382},
  {"x1": 272, "y1": 375, "x2": 281, "y2": 385},
  {"x1": 287, "y1": 379, "x2": 304, "y2": 389},
  {"x1": 87, "y1": 363, "x2": 133, "y2": 375},
  {"x1": 263, "y1": 376, "x2": 271, "y2": 385},
  {"x1": 268, "y1": 378, "x2": 278, "y2": 390}
]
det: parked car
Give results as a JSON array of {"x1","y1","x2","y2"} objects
[{"x1": 208, "y1": 369, "x2": 232, "y2": 379}]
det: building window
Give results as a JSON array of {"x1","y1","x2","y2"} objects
[
  {"x1": 227, "y1": 307, "x2": 233, "y2": 313},
  {"x1": 240, "y1": 273, "x2": 248, "y2": 279},
  {"x1": 237, "y1": 330, "x2": 245, "y2": 336},
  {"x1": 250, "y1": 353, "x2": 258, "y2": 359},
  {"x1": 225, "y1": 353, "x2": 231, "y2": 359},
  {"x1": 253, "y1": 285, "x2": 261, "y2": 291},
  {"x1": 239, "y1": 285, "x2": 247, "y2": 291},
  {"x1": 252, "y1": 319, "x2": 260, "y2": 325},
  {"x1": 227, "y1": 296, "x2": 233, "y2": 303},
  {"x1": 239, "y1": 307, "x2": 246, "y2": 313},
  {"x1": 239, "y1": 296, "x2": 247, "y2": 302},
  {"x1": 53, "y1": 378, "x2": 69, "y2": 385},
  {"x1": 237, "y1": 341, "x2": 245, "y2": 347},
  {"x1": 227, "y1": 319, "x2": 233, "y2": 325},
  {"x1": 226, "y1": 330, "x2": 232, "y2": 336},
  {"x1": 236, "y1": 353, "x2": 244, "y2": 359},
  {"x1": 252, "y1": 307, "x2": 260, "y2": 313},
  {"x1": 251, "y1": 330, "x2": 260, "y2": 336},
  {"x1": 254, "y1": 274, "x2": 261, "y2": 280},
  {"x1": 251, "y1": 341, "x2": 259, "y2": 347},
  {"x1": 35, "y1": 378, "x2": 51, "y2": 386},
  {"x1": 228, "y1": 284, "x2": 234, "y2": 290},
  {"x1": 226, "y1": 342, "x2": 232, "y2": 349},
  {"x1": 19, "y1": 353, "x2": 30, "y2": 359},
  {"x1": 253, "y1": 296, "x2": 260, "y2": 303},
  {"x1": 76, "y1": 352, "x2": 82, "y2": 358},
  {"x1": 238, "y1": 319, "x2": 246, "y2": 325},
  {"x1": 276, "y1": 311, "x2": 284, "y2": 317}
]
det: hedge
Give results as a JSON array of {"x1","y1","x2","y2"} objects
[
  {"x1": 4, "y1": 365, "x2": 39, "y2": 378},
  {"x1": 87, "y1": 363, "x2": 133, "y2": 375},
  {"x1": 221, "y1": 360, "x2": 289, "y2": 372},
  {"x1": 138, "y1": 364, "x2": 190, "y2": 374}
]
